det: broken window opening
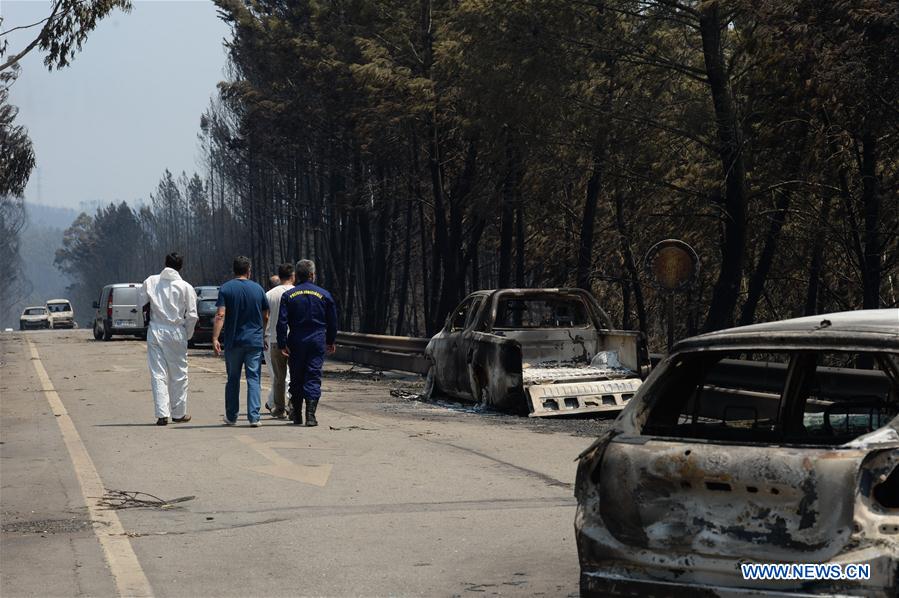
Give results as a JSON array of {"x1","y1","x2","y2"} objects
[
  {"x1": 642, "y1": 350, "x2": 899, "y2": 446},
  {"x1": 494, "y1": 294, "x2": 590, "y2": 329}
]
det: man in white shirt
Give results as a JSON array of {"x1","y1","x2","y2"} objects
[
  {"x1": 264, "y1": 263, "x2": 295, "y2": 419},
  {"x1": 138, "y1": 253, "x2": 199, "y2": 426}
]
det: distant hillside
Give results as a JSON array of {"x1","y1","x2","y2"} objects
[
  {"x1": 1, "y1": 205, "x2": 77, "y2": 328},
  {"x1": 25, "y1": 203, "x2": 80, "y2": 230}
]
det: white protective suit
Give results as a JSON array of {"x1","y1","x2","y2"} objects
[{"x1": 138, "y1": 268, "x2": 198, "y2": 419}]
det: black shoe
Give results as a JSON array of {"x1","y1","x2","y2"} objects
[
  {"x1": 172, "y1": 415, "x2": 191, "y2": 423},
  {"x1": 291, "y1": 396, "x2": 303, "y2": 425},
  {"x1": 156, "y1": 417, "x2": 169, "y2": 426},
  {"x1": 305, "y1": 401, "x2": 318, "y2": 427}
]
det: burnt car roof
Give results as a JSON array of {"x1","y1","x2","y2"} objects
[{"x1": 675, "y1": 309, "x2": 899, "y2": 352}]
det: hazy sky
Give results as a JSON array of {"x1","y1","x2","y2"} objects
[{"x1": 2, "y1": 0, "x2": 231, "y2": 210}]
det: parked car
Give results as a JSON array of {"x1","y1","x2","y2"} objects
[
  {"x1": 45, "y1": 299, "x2": 75, "y2": 329},
  {"x1": 425, "y1": 288, "x2": 650, "y2": 417},
  {"x1": 92, "y1": 283, "x2": 146, "y2": 341},
  {"x1": 190, "y1": 286, "x2": 219, "y2": 347},
  {"x1": 20, "y1": 306, "x2": 50, "y2": 330},
  {"x1": 575, "y1": 309, "x2": 899, "y2": 597}
]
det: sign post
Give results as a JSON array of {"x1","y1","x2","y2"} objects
[{"x1": 644, "y1": 239, "x2": 699, "y2": 353}]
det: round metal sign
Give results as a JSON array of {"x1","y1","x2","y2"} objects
[{"x1": 644, "y1": 239, "x2": 699, "y2": 292}]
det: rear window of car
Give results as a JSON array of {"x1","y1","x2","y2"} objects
[
  {"x1": 47, "y1": 303, "x2": 71, "y2": 312},
  {"x1": 642, "y1": 350, "x2": 899, "y2": 446},
  {"x1": 24, "y1": 308, "x2": 47, "y2": 315},
  {"x1": 113, "y1": 287, "x2": 138, "y2": 304},
  {"x1": 494, "y1": 295, "x2": 591, "y2": 329},
  {"x1": 195, "y1": 287, "x2": 219, "y2": 299}
]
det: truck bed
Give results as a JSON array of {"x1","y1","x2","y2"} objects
[
  {"x1": 522, "y1": 364, "x2": 635, "y2": 384},
  {"x1": 523, "y1": 363, "x2": 641, "y2": 417}
]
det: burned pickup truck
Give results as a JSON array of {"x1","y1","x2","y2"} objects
[
  {"x1": 575, "y1": 309, "x2": 899, "y2": 597},
  {"x1": 424, "y1": 288, "x2": 649, "y2": 417}
]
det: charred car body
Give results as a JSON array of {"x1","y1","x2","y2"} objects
[
  {"x1": 425, "y1": 288, "x2": 650, "y2": 417},
  {"x1": 575, "y1": 309, "x2": 899, "y2": 597}
]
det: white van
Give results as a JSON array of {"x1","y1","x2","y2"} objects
[
  {"x1": 92, "y1": 284, "x2": 146, "y2": 340},
  {"x1": 46, "y1": 299, "x2": 76, "y2": 329}
]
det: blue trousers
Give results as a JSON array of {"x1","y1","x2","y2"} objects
[
  {"x1": 288, "y1": 341, "x2": 325, "y2": 404},
  {"x1": 224, "y1": 346, "x2": 263, "y2": 423}
]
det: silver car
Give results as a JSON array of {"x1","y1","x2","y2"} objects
[
  {"x1": 575, "y1": 309, "x2": 899, "y2": 597},
  {"x1": 92, "y1": 283, "x2": 146, "y2": 340}
]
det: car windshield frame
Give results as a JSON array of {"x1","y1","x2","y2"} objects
[
  {"x1": 47, "y1": 303, "x2": 71, "y2": 312},
  {"x1": 24, "y1": 308, "x2": 47, "y2": 315},
  {"x1": 491, "y1": 293, "x2": 593, "y2": 330}
]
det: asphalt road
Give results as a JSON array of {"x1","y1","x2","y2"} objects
[{"x1": 0, "y1": 329, "x2": 608, "y2": 597}]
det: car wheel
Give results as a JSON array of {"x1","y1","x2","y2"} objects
[
  {"x1": 20, "y1": 323, "x2": 25, "y2": 331},
  {"x1": 92, "y1": 322, "x2": 103, "y2": 340},
  {"x1": 103, "y1": 324, "x2": 112, "y2": 341}
]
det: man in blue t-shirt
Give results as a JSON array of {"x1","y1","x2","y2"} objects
[
  {"x1": 277, "y1": 259, "x2": 338, "y2": 426},
  {"x1": 212, "y1": 256, "x2": 269, "y2": 426}
]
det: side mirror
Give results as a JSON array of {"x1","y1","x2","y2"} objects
[{"x1": 92, "y1": 301, "x2": 99, "y2": 309}]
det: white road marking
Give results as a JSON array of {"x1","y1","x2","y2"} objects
[
  {"x1": 27, "y1": 340, "x2": 154, "y2": 598},
  {"x1": 234, "y1": 434, "x2": 332, "y2": 487}
]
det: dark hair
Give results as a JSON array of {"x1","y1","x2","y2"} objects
[
  {"x1": 295, "y1": 259, "x2": 315, "y2": 282},
  {"x1": 165, "y1": 252, "x2": 184, "y2": 271},
  {"x1": 278, "y1": 263, "x2": 294, "y2": 280},
  {"x1": 233, "y1": 256, "x2": 252, "y2": 276}
]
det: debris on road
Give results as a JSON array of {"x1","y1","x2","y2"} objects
[
  {"x1": 96, "y1": 490, "x2": 195, "y2": 510},
  {"x1": 389, "y1": 388, "x2": 422, "y2": 401},
  {"x1": 328, "y1": 425, "x2": 377, "y2": 431}
]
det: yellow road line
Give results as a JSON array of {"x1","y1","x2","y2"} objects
[{"x1": 28, "y1": 340, "x2": 153, "y2": 597}]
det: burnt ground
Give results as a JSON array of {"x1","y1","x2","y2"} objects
[{"x1": 325, "y1": 363, "x2": 618, "y2": 439}]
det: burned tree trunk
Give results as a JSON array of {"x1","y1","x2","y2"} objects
[{"x1": 700, "y1": 1, "x2": 749, "y2": 332}]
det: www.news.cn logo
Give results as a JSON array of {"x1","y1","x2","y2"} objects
[{"x1": 741, "y1": 563, "x2": 871, "y2": 581}]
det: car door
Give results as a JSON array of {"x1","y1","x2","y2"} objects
[
  {"x1": 94, "y1": 288, "x2": 107, "y2": 327},
  {"x1": 112, "y1": 285, "x2": 141, "y2": 329},
  {"x1": 594, "y1": 349, "x2": 893, "y2": 563},
  {"x1": 454, "y1": 296, "x2": 485, "y2": 394},
  {"x1": 432, "y1": 296, "x2": 476, "y2": 396}
]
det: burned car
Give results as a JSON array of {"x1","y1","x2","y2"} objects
[
  {"x1": 425, "y1": 288, "x2": 650, "y2": 417},
  {"x1": 575, "y1": 309, "x2": 899, "y2": 597}
]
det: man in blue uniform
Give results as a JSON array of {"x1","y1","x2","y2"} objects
[{"x1": 276, "y1": 259, "x2": 338, "y2": 426}]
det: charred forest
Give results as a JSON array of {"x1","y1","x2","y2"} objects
[{"x1": 50, "y1": 0, "x2": 898, "y2": 345}]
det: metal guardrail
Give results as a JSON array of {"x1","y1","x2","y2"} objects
[
  {"x1": 336, "y1": 332, "x2": 429, "y2": 354},
  {"x1": 334, "y1": 335, "x2": 658, "y2": 376},
  {"x1": 333, "y1": 332, "x2": 431, "y2": 375}
]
